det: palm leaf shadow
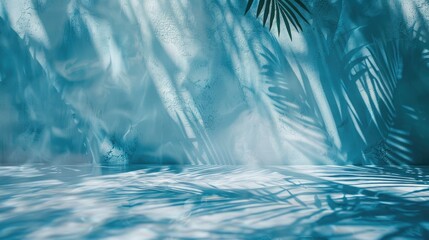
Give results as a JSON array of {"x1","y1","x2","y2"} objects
[
  {"x1": 136, "y1": 166, "x2": 429, "y2": 238},
  {"x1": 260, "y1": 46, "x2": 338, "y2": 163},
  {"x1": 341, "y1": 35, "x2": 416, "y2": 165},
  {"x1": 175, "y1": 111, "x2": 234, "y2": 165}
]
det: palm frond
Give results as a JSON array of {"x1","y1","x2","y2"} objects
[{"x1": 245, "y1": 0, "x2": 310, "y2": 39}]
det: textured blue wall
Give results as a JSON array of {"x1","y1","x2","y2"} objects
[{"x1": 1, "y1": 0, "x2": 429, "y2": 165}]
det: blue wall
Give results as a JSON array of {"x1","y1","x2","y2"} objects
[{"x1": 1, "y1": 0, "x2": 429, "y2": 165}]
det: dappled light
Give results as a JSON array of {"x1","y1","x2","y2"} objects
[
  {"x1": 2, "y1": 0, "x2": 427, "y2": 165},
  {"x1": 2, "y1": 165, "x2": 429, "y2": 239},
  {"x1": 1, "y1": 0, "x2": 429, "y2": 239}
]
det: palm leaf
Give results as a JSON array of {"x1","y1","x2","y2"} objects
[{"x1": 244, "y1": 0, "x2": 310, "y2": 39}]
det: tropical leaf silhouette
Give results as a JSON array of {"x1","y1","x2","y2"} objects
[
  {"x1": 244, "y1": 0, "x2": 310, "y2": 39},
  {"x1": 260, "y1": 45, "x2": 341, "y2": 164}
]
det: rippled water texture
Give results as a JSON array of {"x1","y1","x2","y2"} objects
[{"x1": 1, "y1": 165, "x2": 429, "y2": 239}]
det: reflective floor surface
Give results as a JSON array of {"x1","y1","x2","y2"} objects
[{"x1": 1, "y1": 165, "x2": 429, "y2": 239}]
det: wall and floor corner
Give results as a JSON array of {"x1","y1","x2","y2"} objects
[{"x1": 1, "y1": 0, "x2": 429, "y2": 239}]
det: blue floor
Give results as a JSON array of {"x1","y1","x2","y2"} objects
[{"x1": 1, "y1": 165, "x2": 429, "y2": 239}]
